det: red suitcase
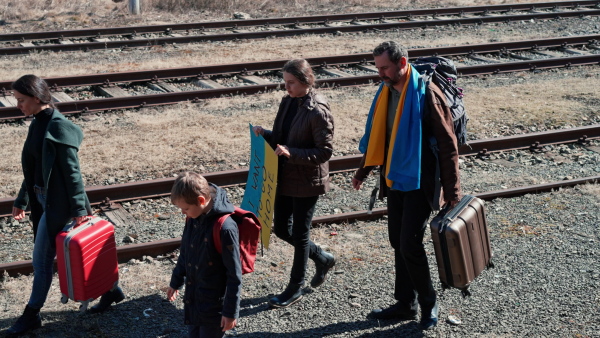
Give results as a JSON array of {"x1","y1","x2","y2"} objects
[
  {"x1": 56, "y1": 217, "x2": 119, "y2": 311},
  {"x1": 430, "y1": 195, "x2": 493, "y2": 297}
]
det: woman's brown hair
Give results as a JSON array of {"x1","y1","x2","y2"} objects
[{"x1": 282, "y1": 59, "x2": 315, "y2": 88}]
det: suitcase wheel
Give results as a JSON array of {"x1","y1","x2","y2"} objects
[
  {"x1": 79, "y1": 301, "x2": 90, "y2": 313},
  {"x1": 460, "y1": 288, "x2": 471, "y2": 298},
  {"x1": 487, "y1": 259, "x2": 495, "y2": 269},
  {"x1": 61, "y1": 295, "x2": 68, "y2": 304}
]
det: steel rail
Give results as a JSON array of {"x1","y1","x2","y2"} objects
[
  {"x1": 1, "y1": 53, "x2": 599, "y2": 120},
  {"x1": 1, "y1": 8, "x2": 600, "y2": 56},
  {"x1": 1, "y1": 175, "x2": 598, "y2": 277},
  {"x1": 1, "y1": 124, "x2": 599, "y2": 217},
  {"x1": 1, "y1": 34, "x2": 598, "y2": 92},
  {"x1": 1, "y1": 1, "x2": 597, "y2": 43}
]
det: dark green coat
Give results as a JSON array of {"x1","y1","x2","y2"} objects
[{"x1": 14, "y1": 109, "x2": 92, "y2": 246}]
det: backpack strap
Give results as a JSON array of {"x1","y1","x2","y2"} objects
[
  {"x1": 428, "y1": 136, "x2": 442, "y2": 211},
  {"x1": 212, "y1": 212, "x2": 233, "y2": 254},
  {"x1": 368, "y1": 174, "x2": 380, "y2": 214}
]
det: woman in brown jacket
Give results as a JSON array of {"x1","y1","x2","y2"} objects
[{"x1": 253, "y1": 59, "x2": 335, "y2": 308}]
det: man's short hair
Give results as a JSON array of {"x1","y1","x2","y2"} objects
[
  {"x1": 373, "y1": 41, "x2": 409, "y2": 64},
  {"x1": 171, "y1": 172, "x2": 211, "y2": 205}
]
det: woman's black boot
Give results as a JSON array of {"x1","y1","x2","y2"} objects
[
  {"x1": 268, "y1": 283, "x2": 303, "y2": 308},
  {"x1": 6, "y1": 305, "x2": 42, "y2": 335},
  {"x1": 310, "y1": 251, "x2": 335, "y2": 288},
  {"x1": 88, "y1": 286, "x2": 125, "y2": 314}
]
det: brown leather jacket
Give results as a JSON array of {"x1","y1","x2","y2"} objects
[
  {"x1": 263, "y1": 90, "x2": 334, "y2": 197},
  {"x1": 354, "y1": 82, "x2": 461, "y2": 210}
]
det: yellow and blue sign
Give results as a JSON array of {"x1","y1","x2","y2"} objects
[{"x1": 241, "y1": 124, "x2": 278, "y2": 249}]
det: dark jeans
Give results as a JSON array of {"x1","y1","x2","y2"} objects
[
  {"x1": 386, "y1": 187, "x2": 436, "y2": 312},
  {"x1": 187, "y1": 325, "x2": 224, "y2": 338},
  {"x1": 29, "y1": 191, "x2": 55, "y2": 309},
  {"x1": 273, "y1": 194, "x2": 325, "y2": 286}
]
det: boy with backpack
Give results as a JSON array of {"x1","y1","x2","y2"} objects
[
  {"x1": 167, "y1": 171, "x2": 241, "y2": 338},
  {"x1": 351, "y1": 41, "x2": 462, "y2": 330}
]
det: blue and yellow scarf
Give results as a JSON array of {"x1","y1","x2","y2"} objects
[{"x1": 358, "y1": 65, "x2": 425, "y2": 191}]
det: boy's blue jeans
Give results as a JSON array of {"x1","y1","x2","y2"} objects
[{"x1": 28, "y1": 191, "x2": 57, "y2": 309}]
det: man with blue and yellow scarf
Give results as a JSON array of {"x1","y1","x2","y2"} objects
[{"x1": 352, "y1": 41, "x2": 461, "y2": 330}]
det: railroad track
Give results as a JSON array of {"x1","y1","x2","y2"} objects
[
  {"x1": 1, "y1": 1, "x2": 599, "y2": 55},
  {"x1": 0, "y1": 35, "x2": 599, "y2": 119},
  {"x1": 1, "y1": 124, "x2": 599, "y2": 217},
  {"x1": 0, "y1": 174, "x2": 597, "y2": 277}
]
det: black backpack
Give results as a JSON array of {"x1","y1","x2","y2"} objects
[
  {"x1": 412, "y1": 56, "x2": 468, "y2": 210},
  {"x1": 412, "y1": 56, "x2": 468, "y2": 146}
]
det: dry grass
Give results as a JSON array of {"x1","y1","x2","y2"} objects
[
  {"x1": 465, "y1": 73, "x2": 600, "y2": 135},
  {"x1": 0, "y1": 27, "x2": 575, "y2": 82},
  {"x1": 1, "y1": 68, "x2": 598, "y2": 199},
  {"x1": 0, "y1": 0, "x2": 117, "y2": 22},
  {"x1": 579, "y1": 184, "x2": 600, "y2": 203},
  {"x1": 0, "y1": 0, "x2": 598, "y2": 199},
  {"x1": 0, "y1": 86, "x2": 372, "y2": 197}
]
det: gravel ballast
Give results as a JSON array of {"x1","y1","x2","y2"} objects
[
  {"x1": 0, "y1": 184, "x2": 598, "y2": 337},
  {"x1": 1, "y1": 140, "x2": 599, "y2": 264}
]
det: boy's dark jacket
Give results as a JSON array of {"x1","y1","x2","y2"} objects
[
  {"x1": 14, "y1": 109, "x2": 92, "y2": 246},
  {"x1": 170, "y1": 184, "x2": 242, "y2": 325}
]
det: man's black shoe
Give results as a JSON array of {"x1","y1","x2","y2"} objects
[
  {"x1": 369, "y1": 302, "x2": 418, "y2": 320},
  {"x1": 419, "y1": 300, "x2": 439, "y2": 330},
  {"x1": 268, "y1": 284, "x2": 303, "y2": 308},
  {"x1": 310, "y1": 251, "x2": 335, "y2": 288},
  {"x1": 88, "y1": 286, "x2": 125, "y2": 314},
  {"x1": 6, "y1": 305, "x2": 42, "y2": 336}
]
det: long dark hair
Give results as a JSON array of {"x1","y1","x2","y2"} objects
[
  {"x1": 282, "y1": 59, "x2": 315, "y2": 87},
  {"x1": 11, "y1": 74, "x2": 54, "y2": 108}
]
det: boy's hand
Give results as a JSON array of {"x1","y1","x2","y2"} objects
[
  {"x1": 12, "y1": 207, "x2": 25, "y2": 220},
  {"x1": 166, "y1": 287, "x2": 179, "y2": 301},
  {"x1": 221, "y1": 316, "x2": 237, "y2": 332}
]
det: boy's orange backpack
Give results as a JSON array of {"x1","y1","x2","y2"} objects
[{"x1": 213, "y1": 207, "x2": 261, "y2": 274}]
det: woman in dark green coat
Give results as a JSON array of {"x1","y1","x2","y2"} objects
[{"x1": 7, "y1": 75, "x2": 124, "y2": 336}]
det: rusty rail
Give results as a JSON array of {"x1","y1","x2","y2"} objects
[
  {"x1": 1, "y1": 124, "x2": 599, "y2": 217},
  {"x1": 1, "y1": 1, "x2": 597, "y2": 43},
  {"x1": 0, "y1": 175, "x2": 598, "y2": 277},
  {"x1": 1, "y1": 34, "x2": 598, "y2": 92},
  {"x1": 1, "y1": 6, "x2": 600, "y2": 55},
  {"x1": 1, "y1": 53, "x2": 598, "y2": 120}
]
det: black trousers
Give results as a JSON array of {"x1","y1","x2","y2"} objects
[
  {"x1": 386, "y1": 187, "x2": 436, "y2": 312},
  {"x1": 273, "y1": 194, "x2": 325, "y2": 286},
  {"x1": 187, "y1": 324, "x2": 224, "y2": 338}
]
